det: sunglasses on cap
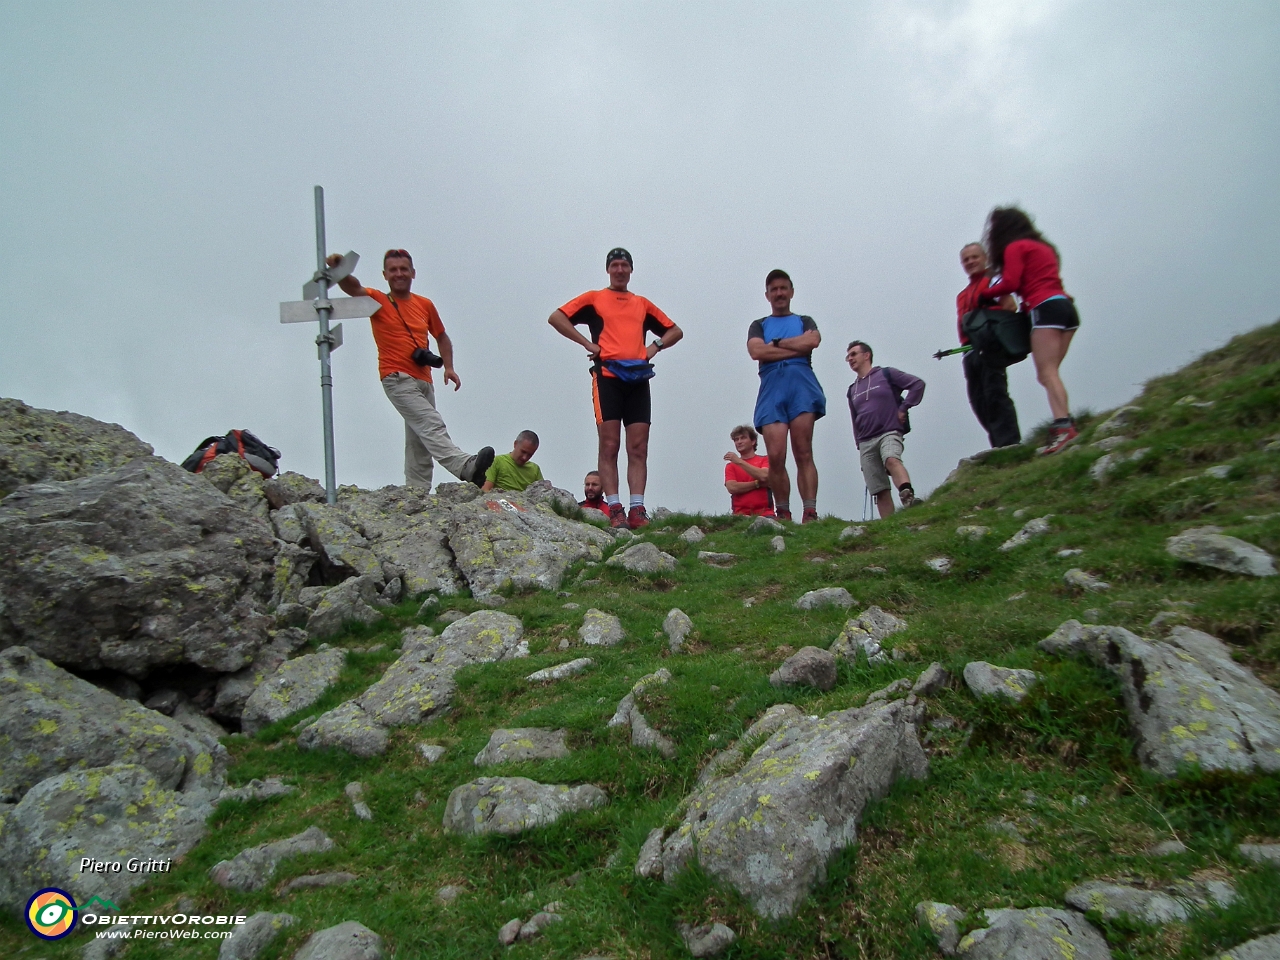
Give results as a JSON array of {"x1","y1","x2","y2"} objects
[{"x1": 383, "y1": 249, "x2": 413, "y2": 265}]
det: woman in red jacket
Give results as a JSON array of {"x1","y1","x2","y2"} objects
[{"x1": 982, "y1": 207, "x2": 1079, "y2": 455}]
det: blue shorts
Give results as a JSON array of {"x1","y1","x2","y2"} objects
[{"x1": 753, "y1": 361, "x2": 827, "y2": 429}]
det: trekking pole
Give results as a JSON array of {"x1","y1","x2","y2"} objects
[{"x1": 933, "y1": 345, "x2": 973, "y2": 360}]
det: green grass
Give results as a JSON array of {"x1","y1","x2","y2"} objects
[{"x1": 6, "y1": 322, "x2": 1280, "y2": 959}]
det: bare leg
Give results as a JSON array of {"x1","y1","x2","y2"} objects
[
  {"x1": 625, "y1": 422, "x2": 650, "y2": 496},
  {"x1": 788, "y1": 413, "x2": 818, "y2": 502},
  {"x1": 885, "y1": 456, "x2": 911, "y2": 490},
  {"x1": 760, "y1": 423, "x2": 792, "y2": 507},
  {"x1": 597, "y1": 421, "x2": 622, "y2": 497},
  {"x1": 1031, "y1": 328, "x2": 1076, "y2": 420},
  {"x1": 875, "y1": 489, "x2": 895, "y2": 519}
]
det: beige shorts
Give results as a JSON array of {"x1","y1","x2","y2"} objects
[{"x1": 858, "y1": 432, "x2": 905, "y2": 495}]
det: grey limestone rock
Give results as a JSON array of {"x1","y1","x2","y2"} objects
[
  {"x1": 999, "y1": 515, "x2": 1053, "y2": 551},
  {"x1": 1090, "y1": 448, "x2": 1150, "y2": 482},
  {"x1": 795, "y1": 586, "x2": 855, "y2": 610},
  {"x1": 678, "y1": 922, "x2": 737, "y2": 958},
  {"x1": 297, "y1": 701, "x2": 389, "y2": 758},
  {"x1": 435, "y1": 884, "x2": 464, "y2": 904},
  {"x1": 925, "y1": 556, "x2": 953, "y2": 573},
  {"x1": 264, "y1": 471, "x2": 326, "y2": 507},
  {"x1": 916, "y1": 901, "x2": 965, "y2": 956},
  {"x1": 0, "y1": 458, "x2": 276, "y2": 678},
  {"x1": 1148, "y1": 839, "x2": 1188, "y2": 856},
  {"x1": 218, "y1": 912, "x2": 296, "y2": 960},
  {"x1": 212, "y1": 627, "x2": 310, "y2": 721},
  {"x1": 635, "y1": 827, "x2": 665, "y2": 878},
  {"x1": 830, "y1": 606, "x2": 905, "y2": 666},
  {"x1": 697, "y1": 704, "x2": 804, "y2": 785},
  {"x1": 292, "y1": 921, "x2": 385, "y2": 960},
  {"x1": 305, "y1": 575, "x2": 384, "y2": 640},
  {"x1": 516, "y1": 910, "x2": 563, "y2": 941},
  {"x1": 698, "y1": 550, "x2": 738, "y2": 567},
  {"x1": 664, "y1": 608, "x2": 694, "y2": 652},
  {"x1": 219, "y1": 778, "x2": 295, "y2": 803},
  {"x1": 497, "y1": 918, "x2": 523, "y2": 946},
  {"x1": 1166, "y1": 526, "x2": 1276, "y2": 577},
  {"x1": 241, "y1": 647, "x2": 346, "y2": 736},
  {"x1": 770, "y1": 645, "x2": 838, "y2": 691},
  {"x1": 271, "y1": 543, "x2": 319, "y2": 609},
  {"x1": 912, "y1": 662, "x2": 950, "y2": 697},
  {"x1": 956, "y1": 525, "x2": 989, "y2": 540},
  {"x1": 963, "y1": 662, "x2": 1040, "y2": 702},
  {"x1": 770, "y1": 534, "x2": 786, "y2": 552},
  {"x1": 662, "y1": 698, "x2": 928, "y2": 919},
  {"x1": 1063, "y1": 879, "x2": 1234, "y2": 924},
  {"x1": 527, "y1": 657, "x2": 594, "y2": 682},
  {"x1": 442, "y1": 777, "x2": 607, "y2": 836},
  {"x1": 279, "y1": 870, "x2": 355, "y2": 891},
  {"x1": 1040, "y1": 620, "x2": 1280, "y2": 776},
  {"x1": 345, "y1": 782, "x2": 373, "y2": 820},
  {"x1": 1238, "y1": 843, "x2": 1280, "y2": 865},
  {"x1": 839, "y1": 525, "x2": 866, "y2": 540},
  {"x1": 209, "y1": 825, "x2": 334, "y2": 892},
  {"x1": 580, "y1": 609, "x2": 625, "y2": 646},
  {"x1": 419, "y1": 743, "x2": 447, "y2": 763},
  {"x1": 957, "y1": 907, "x2": 1110, "y2": 960},
  {"x1": 448, "y1": 489, "x2": 612, "y2": 599},
  {"x1": 335, "y1": 486, "x2": 463, "y2": 597},
  {"x1": 609, "y1": 669, "x2": 676, "y2": 758},
  {"x1": 867, "y1": 678, "x2": 913, "y2": 704},
  {"x1": 607, "y1": 541, "x2": 677, "y2": 573},
  {"x1": 1064, "y1": 568, "x2": 1111, "y2": 592},
  {"x1": 748, "y1": 515, "x2": 784, "y2": 534},
  {"x1": 0, "y1": 763, "x2": 213, "y2": 913},
  {"x1": 1092, "y1": 434, "x2": 1129, "y2": 452},
  {"x1": 474, "y1": 728, "x2": 571, "y2": 766},
  {"x1": 679, "y1": 525, "x2": 705, "y2": 543},
  {"x1": 0, "y1": 398, "x2": 154, "y2": 496},
  {"x1": 292, "y1": 501, "x2": 383, "y2": 582},
  {"x1": 1213, "y1": 933, "x2": 1280, "y2": 960},
  {"x1": 1094, "y1": 406, "x2": 1140, "y2": 437}
]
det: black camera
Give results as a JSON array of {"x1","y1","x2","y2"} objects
[{"x1": 411, "y1": 347, "x2": 444, "y2": 368}]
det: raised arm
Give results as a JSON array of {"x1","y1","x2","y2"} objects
[
  {"x1": 983, "y1": 245, "x2": 1025, "y2": 300},
  {"x1": 326, "y1": 253, "x2": 365, "y2": 297},
  {"x1": 548, "y1": 309, "x2": 601, "y2": 358}
]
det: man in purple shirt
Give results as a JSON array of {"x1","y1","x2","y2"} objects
[{"x1": 845, "y1": 341, "x2": 925, "y2": 517}]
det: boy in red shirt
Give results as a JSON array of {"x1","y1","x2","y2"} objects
[{"x1": 723, "y1": 425, "x2": 774, "y2": 516}]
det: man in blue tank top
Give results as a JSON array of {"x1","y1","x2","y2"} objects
[{"x1": 746, "y1": 270, "x2": 827, "y2": 523}]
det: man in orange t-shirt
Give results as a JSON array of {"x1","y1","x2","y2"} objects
[
  {"x1": 333, "y1": 249, "x2": 493, "y2": 490},
  {"x1": 548, "y1": 248, "x2": 683, "y2": 529}
]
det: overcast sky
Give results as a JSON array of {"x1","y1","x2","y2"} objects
[{"x1": 4, "y1": 1, "x2": 1278, "y2": 517}]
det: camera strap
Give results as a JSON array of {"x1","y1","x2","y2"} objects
[{"x1": 386, "y1": 294, "x2": 423, "y2": 349}]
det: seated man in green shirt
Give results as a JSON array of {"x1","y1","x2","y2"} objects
[{"x1": 482, "y1": 430, "x2": 545, "y2": 493}]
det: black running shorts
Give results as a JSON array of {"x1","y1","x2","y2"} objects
[
  {"x1": 1030, "y1": 297, "x2": 1080, "y2": 331},
  {"x1": 592, "y1": 370, "x2": 651, "y2": 426}
]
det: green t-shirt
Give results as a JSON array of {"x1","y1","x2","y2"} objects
[{"x1": 484, "y1": 453, "x2": 544, "y2": 492}]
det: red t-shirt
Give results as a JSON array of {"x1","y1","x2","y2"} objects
[
  {"x1": 364, "y1": 288, "x2": 446, "y2": 383},
  {"x1": 558, "y1": 288, "x2": 675, "y2": 377},
  {"x1": 983, "y1": 239, "x2": 1068, "y2": 309},
  {"x1": 955, "y1": 276, "x2": 1017, "y2": 344},
  {"x1": 726, "y1": 454, "x2": 773, "y2": 515},
  {"x1": 579, "y1": 495, "x2": 609, "y2": 515}
]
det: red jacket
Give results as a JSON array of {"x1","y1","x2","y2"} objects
[{"x1": 983, "y1": 239, "x2": 1068, "y2": 309}]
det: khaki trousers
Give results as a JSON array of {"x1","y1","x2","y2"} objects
[{"x1": 381, "y1": 373, "x2": 472, "y2": 490}]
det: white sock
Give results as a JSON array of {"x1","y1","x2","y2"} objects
[
  {"x1": 606, "y1": 494, "x2": 621, "y2": 507},
  {"x1": 630, "y1": 495, "x2": 644, "y2": 509}
]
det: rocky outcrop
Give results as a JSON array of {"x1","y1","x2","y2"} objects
[
  {"x1": 240, "y1": 646, "x2": 346, "y2": 736},
  {"x1": 1166, "y1": 526, "x2": 1276, "y2": 577},
  {"x1": 212, "y1": 627, "x2": 310, "y2": 721},
  {"x1": 293, "y1": 921, "x2": 385, "y2": 960},
  {"x1": 916, "y1": 901, "x2": 965, "y2": 956},
  {"x1": 335, "y1": 485, "x2": 464, "y2": 596},
  {"x1": 296, "y1": 702, "x2": 389, "y2": 757},
  {"x1": 1063, "y1": 878, "x2": 1234, "y2": 924},
  {"x1": 0, "y1": 458, "x2": 276, "y2": 677},
  {"x1": 474, "y1": 728, "x2": 571, "y2": 766},
  {"x1": 209, "y1": 825, "x2": 334, "y2": 891},
  {"x1": 1214, "y1": 933, "x2": 1280, "y2": 960},
  {"x1": 608, "y1": 669, "x2": 676, "y2": 757},
  {"x1": 579, "y1": 609, "x2": 625, "y2": 646},
  {"x1": 442, "y1": 777, "x2": 607, "y2": 836},
  {"x1": 447, "y1": 490, "x2": 613, "y2": 599},
  {"x1": 0, "y1": 398, "x2": 154, "y2": 496},
  {"x1": 830, "y1": 606, "x2": 906, "y2": 666},
  {"x1": 659, "y1": 698, "x2": 928, "y2": 919},
  {"x1": 957, "y1": 907, "x2": 1111, "y2": 959},
  {"x1": 1041, "y1": 620, "x2": 1280, "y2": 776},
  {"x1": 305, "y1": 575, "x2": 384, "y2": 639}
]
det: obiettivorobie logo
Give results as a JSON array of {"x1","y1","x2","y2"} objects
[{"x1": 24, "y1": 890, "x2": 119, "y2": 940}]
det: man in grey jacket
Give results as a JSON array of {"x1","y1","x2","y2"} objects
[{"x1": 845, "y1": 341, "x2": 925, "y2": 517}]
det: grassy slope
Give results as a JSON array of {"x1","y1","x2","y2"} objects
[{"x1": 7, "y1": 322, "x2": 1280, "y2": 960}]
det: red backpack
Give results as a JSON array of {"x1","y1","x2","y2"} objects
[{"x1": 181, "y1": 429, "x2": 281, "y2": 478}]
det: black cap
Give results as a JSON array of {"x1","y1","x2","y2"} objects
[{"x1": 606, "y1": 247, "x2": 633, "y2": 267}]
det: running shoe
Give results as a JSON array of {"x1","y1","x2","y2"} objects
[
  {"x1": 466, "y1": 446, "x2": 495, "y2": 486},
  {"x1": 801, "y1": 508, "x2": 819, "y2": 524},
  {"x1": 608, "y1": 503, "x2": 628, "y2": 529},
  {"x1": 1040, "y1": 423, "x2": 1080, "y2": 456},
  {"x1": 627, "y1": 506, "x2": 650, "y2": 529},
  {"x1": 776, "y1": 509, "x2": 793, "y2": 523}
]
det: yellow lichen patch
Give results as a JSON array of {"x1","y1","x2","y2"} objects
[
  {"x1": 1171, "y1": 725, "x2": 1191, "y2": 740},
  {"x1": 1197, "y1": 695, "x2": 1216, "y2": 711},
  {"x1": 1052, "y1": 934, "x2": 1077, "y2": 960},
  {"x1": 34, "y1": 718, "x2": 58, "y2": 735}
]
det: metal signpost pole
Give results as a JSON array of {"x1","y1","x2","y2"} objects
[
  {"x1": 313, "y1": 186, "x2": 338, "y2": 504},
  {"x1": 278, "y1": 188, "x2": 377, "y2": 506}
]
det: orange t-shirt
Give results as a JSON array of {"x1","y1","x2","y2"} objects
[
  {"x1": 558, "y1": 288, "x2": 675, "y2": 377},
  {"x1": 364, "y1": 288, "x2": 445, "y2": 383}
]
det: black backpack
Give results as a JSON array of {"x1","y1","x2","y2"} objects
[
  {"x1": 961, "y1": 307, "x2": 1032, "y2": 367},
  {"x1": 181, "y1": 429, "x2": 280, "y2": 478}
]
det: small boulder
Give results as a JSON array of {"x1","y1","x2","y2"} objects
[
  {"x1": 1238, "y1": 843, "x2": 1280, "y2": 865},
  {"x1": 839, "y1": 525, "x2": 865, "y2": 540},
  {"x1": 925, "y1": 557, "x2": 953, "y2": 573},
  {"x1": 1094, "y1": 406, "x2": 1140, "y2": 437},
  {"x1": 345, "y1": 782, "x2": 373, "y2": 820},
  {"x1": 769, "y1": 646, "x2": 838, "y2": 691},
  {"x1": 957, "y1": 907, "x2": 1109, "y2": 960},
  {"x1": 305, "y1": 575, "x2": 384, "y2": 639},
  {"x1": 664, "y1": 608, "x2": 694, "y2": 652},
  {"x1": 1090, "y1": 448, "x2": 1149, "y2": 482},
  {"x1": 241, "y1": 647, "x2": 346, "y2": 736},
  {"x1": 795, "y1": 587, "x2": 855, "y2": 610},
  {"x1": 912, "y1": 663, "x2": 950, "y2": 697},
  {"x1": 292, "y1": 921, "x2": 385, "y2": 960},
  {"x1": 497, "y1": 919, "x2": 523, "y2": 946},
  {"x1": 1064, "y1": 568, "x2": 1111, "y2": 592},
  {"x1": 698, "y1": 550, "x2": 738, "y2": 567},
  {"x1": 435, "y1": 884, "x2": 464, "y2": 904},
  {"x1": 748, "y1": 516, "x2": 784, "y2": 535},
  {"x1": 280, "y1": 872, "x2": 357, "y2": 894},
  {"x1": 963, "y1": 662, "x2": 1040, "y2": 702},
  {"x1": 474, "y1": 728, "x2": 571, "y2": 766},
  {"x1": 1212, "y1": 933, "x2": 1280, "y2": 960},
  {"x1": 916, "y1": 901, "x2": 965, "y2": 956},
  {"x1": 678, "y1": 922, "x2": 737, "y2": 958},
  {"x1": 1166, "y1": 526, "x2": 1276, "y2": 577},
  {"x1": 579, "y1": 609, "x2": 625, "y2": 647},
  {"x1": 635, "y1": 827, "x2": 665, "y2": 879},
  {"x1": 296, "y1": 702, "x2": 389, "y2": 758},
  {"x1": 517, "y1": 911, "x2": 563, "y2": 941},
  {"x1": 209, "y1": 826, "x2": 334, "y2": 892},
  {"x1": 527, "y1": 658, "x2": 594, "y2": 682},
  {"x1": 770, "y1": 535, "x2": 786, "y2": 552},
  {"x1": 607, "y1": 541, "x2": 677, "y2": 573},
  {"x1": 679, "y1": 525, "x2": 705, "y2": 543},
  {"x1": 999, "y1": 515, "x2": 1053, "y2": 551},
  {"x1": 418, "y1": 744, "x2": 447, "y2": 763},
  {"x1": 956, "y1": 525, "x2": 989, "y2": 540},
  {"x1": 217, "y1": 911, "x2": 296, "y2": 960},
  {"x1": 442, "y1": 777, "x2": 607, "y2": 836}
]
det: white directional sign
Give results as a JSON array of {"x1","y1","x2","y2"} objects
[{"x1": 279, "y1": 296, "x2": 378, "y2": 324}]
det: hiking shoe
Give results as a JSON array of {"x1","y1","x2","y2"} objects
[
  {"x1": 899, "y1": 485, "x2": 917, "y2": 509},
  {"x1": 801, "y1": 508, "x2": 819, "y2": 524},
  {"x1": 608, "y1": 503, "x2": 628, "y2": 529},
  {"x1": 775, "y1": 509, "x2": 793, "y2": 523},
  {"x1": 1040, "y1": 423, "x2": 1080, "y2": 456},
  {"x1": 467, "y1": 446, "x2": 495, "y2": 486},
  {"x1": 627, "y1": 506, "x2": 650, "y2": 529}
]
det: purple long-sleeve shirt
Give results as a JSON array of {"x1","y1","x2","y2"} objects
[{"x1": 846, "y1": 366, "x2": 926, "y2": 444}]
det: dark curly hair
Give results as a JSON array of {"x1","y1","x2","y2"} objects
[{"x1": 984, "y1": 206, "x2": 1058, "y2": 273}]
